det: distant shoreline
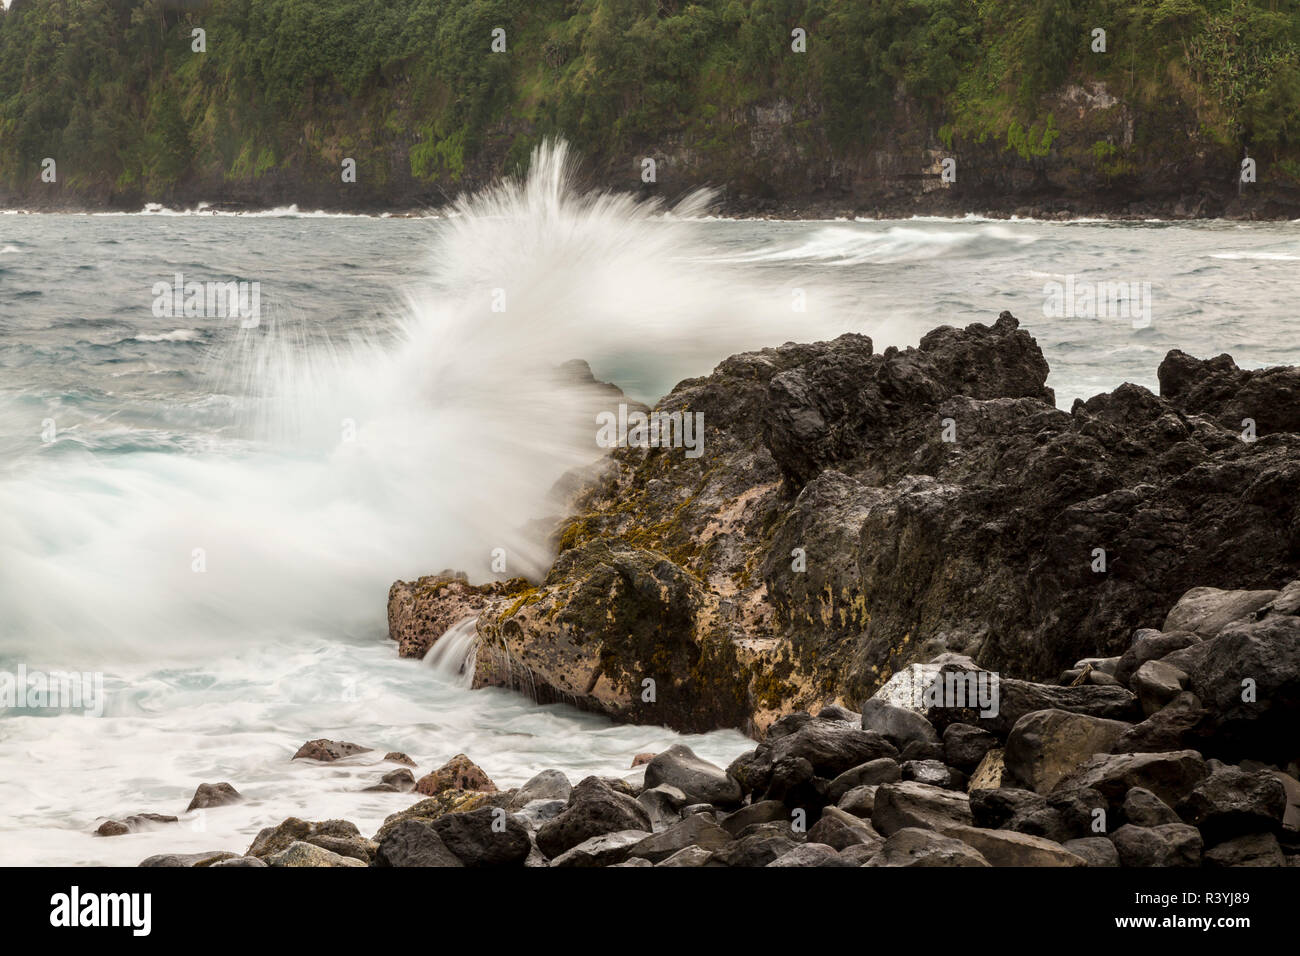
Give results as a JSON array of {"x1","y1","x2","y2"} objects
[{"x1": 3, "y1": 202, "x2": 1297, "y2": 223}]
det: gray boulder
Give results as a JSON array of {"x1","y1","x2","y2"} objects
[
  {"x1": 535, "y1": 776, "x2": 653, "y2": 858},
  {"x1": 1164, "y1": 615, "x2": 1300, "y2": 759},
  {"x1": 1003, "y1": 708, "x2": 1132, "y2": 794},
  {"x1": 1203, "y1": 832, "x2": 1287, "y2": 867},
  {"x1": 626, "y1": 814, "x2": 732, "y2": 864},
  {"x1": 941, "y1": 826, "x2": 1087, "y2": 866},
  {"x1": 642, "y1": 744, "x2": 742, "y2": 806},
  {"x1": 806, "y1": 806, "x2": 883, "y2": 851},
  {"x1": 1054, "y1": 750, "x2": 1209, "y2": 809},
  {"x1": 373, "y1": 820, "x2": 464, "y2": 867},
  {"x1": 549, "y1": 829, "x2": 650, "y2": 867},
  {"x1": 1122, "y1": 787, "x2": 1181, "y2": 827},
  {"x1": 861, "y1": 698, "x2": 939, "y2": 749},
  {"x1": 1114, "y1": 630, "x2": 1201, "y2": 687},
  {"x1": 719, "y1": 799, "x2": 788, "y2": 836},
  {"x1": 429, "y1": 806, "x2": 531, "y2": 866},
  {"x1": 1162, "y1": 586, "x2": 1279, "y2": 637},
  {"x1": 1175, "y1": 766, "x2": 1287, "y2": 840},
  {"x1": 825, "y1": 758, "x2": 901, "y2": 802},
  {"x1": 836, "y1": 785, "x2": 877, "y2": 818},
  {"x1": 636, "y1": 783, "x2": 688, "y2": 831},
  {"x1": 1132, "y1": 660, "x2": 1189, "y2": 716},
  {"x1": 942, "y1": 723, "x2": 998, "y2": 772},
  {"x1": 872, "y1": 781, "x2": 973, "y2": 836},
  {"x1": 1110, "y1": 823, "x2": 1203, "y2": 867},
  {"x1": 507, "y1": 769, "x2": 572, "y2": 809}
]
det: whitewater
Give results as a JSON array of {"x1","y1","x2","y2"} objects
[{"x1": 2, "y1": 143, "x2": 1298, "y2": 864}]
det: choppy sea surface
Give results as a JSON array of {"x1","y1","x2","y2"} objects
[{"x1": 2, "y1": 196, "x2": 1298, "y2": 864}]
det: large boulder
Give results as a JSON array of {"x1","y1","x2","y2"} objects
[
  {"x1": 1114, "y1": 629, "x2": 1202, "y2": 687},
  {"x1": 942, "y1": 723, "x2": 998, "y2": 773},
  {"x1": 826, "y1": 758, "x2": 901, "y2": 802},
  {"x1": 1163, "y1": 615, "x2": 1300, "y2": 759},
  {"x1": 1121, "y1": 788, "x2": 1181, "y2": 827},
  {"x1": 1053, "y1": 751, "x2": 1209, "y2": 809},
  {"x1": 1112, "y1": 692, "x2": 1210, "y2": 754},
  {"x1": 901, "y1": 759, "x2": 964, "y2": 790},
  {"x1": 1003, "y1": 709, "x2": 1131, "y2": 794},
  {"x1": 508, "y1": 769, "x2": 572, "y2": 809},
  {"x1": 548, "y1": 830, "x2": 651, "y2": 868},
  {"x1": 625, "y1": 815, "x2": 732, "y2": 863},
  {"x1": 710, "y1": 832, "x2": 801, "y2": 867},
  {"x1": 373, "y1": 821, "x2": 464, "y2": 867},
  {"x1": 1131, "y1": 660, "x2": 1190, "y2": 716},
  {"x1": 1203, "y1": 832, "x2": 1287, "y2": 867},
  {"x1": 1175, "y1": 767, "x2": 1287, "y2": 840},
  {"x1": 860, "y1": 699, "x2": 939, "y2": 749},
  {"x1": 428, "y1": 806, "x2": 531, "y2": 866},
  {"x1": 1062, "y1": 837, "x2": 1120, "y2": 867},
  {"x1": 719, "y1": 800, "x2": 789, "y2": 837},
  {"x1": 805, "y1": 806, "x2": 883, "y2": 851},
  {"x1": 1161, "y1": 586, "x2": 1280, "y2": 638},
  {"x1": 636, "y1": 784, "x2": 689, "y2": 831},
  {"x1": 956, "y1": 680, "x2": 1140, "y2": 737},
  {"x1": 872, "y1": 781, "x2": 973, "y2": 836},
  {"x1": 535, "y1": 777, "x2": 653, "y2": 859},
  {"x1": 642, "y1": 745, "x2": 742, "y2": 806},
  {"x1": 766, "y1": 720, "x2": 899, "y2": 779},
  {"x1": 656, "y1": 846, "x2": 716, "y2": 867},
  {"x1": 767, "y1": 844, "x2": 855, "y2": 867}
]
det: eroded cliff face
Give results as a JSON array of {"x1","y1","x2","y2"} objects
[
  {"x1": 390, "y1": 312, "x2": 1300, "y2": 734},
  {"x1": 9, "y1": 81, "x2": 1298, "y2": 219},
  {"x1": 622, "y1": 81, "x2": 1295, "y2": 220}
]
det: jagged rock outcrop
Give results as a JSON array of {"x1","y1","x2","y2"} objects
[{"x1": 392, "y1": 312, "x2": 1300, "y2": 734}]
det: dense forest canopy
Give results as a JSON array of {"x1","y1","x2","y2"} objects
[{"x1": 0, "y1": 0, "x2": 1297, "y2": 203}]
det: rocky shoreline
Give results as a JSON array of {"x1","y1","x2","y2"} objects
[
  {"x1": 129, "y1": 312, "x2": 1300, "y2": 867},
  {"x1": 5, "y1": 190, "x2": 1298, "y2": 222},
  {"x1": 131, "y1": 578, "x2": 1300, "y2": 867}
]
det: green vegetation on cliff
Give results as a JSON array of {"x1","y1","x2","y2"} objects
[{"x1": 1, "y1": 0, "x2": 1298, "y2": 206}]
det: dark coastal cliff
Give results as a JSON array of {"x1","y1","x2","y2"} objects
[
  {"x1": 4, "y1": 0, "x2": 1300, "y2": 217},
  {"x1": 390, "y1": 312, "x2": 1300, "y2": 735}
]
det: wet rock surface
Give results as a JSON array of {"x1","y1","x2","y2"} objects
[{"x1": 389, "y1": 313, "x2": 1300, "y2": 737}]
